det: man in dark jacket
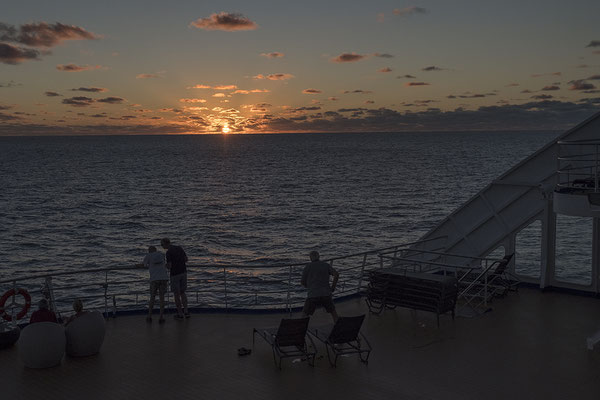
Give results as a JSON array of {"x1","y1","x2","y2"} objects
[
  {"x1": 161, "y1": 238, "x2": 189, "y2": 319},
  {"x1": 301, "y1": 250, "x2": 339, "y2": 323}
]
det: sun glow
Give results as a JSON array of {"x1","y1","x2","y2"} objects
[{"x1": 222, "y1": 123, "x2": 230, "y2": 134}]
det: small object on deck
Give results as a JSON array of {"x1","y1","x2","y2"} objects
[{"x1": 237, "y1": 347, "x2": 251, "y2": 356}]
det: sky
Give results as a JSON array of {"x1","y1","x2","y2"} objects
[{"x1": 1, "y1": 0, "x2": 600, "y2": 135}]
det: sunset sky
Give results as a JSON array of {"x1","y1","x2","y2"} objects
[{"x1": 1, "y1": 0, "x2": 599, "y2": 135}]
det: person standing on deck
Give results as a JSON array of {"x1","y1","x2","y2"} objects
[
  {"x1": 161, "y1": 238, "x2": 189, "y2": 319},
  {"x1": 138, "y1": 245, "x2": 168, "y2": 324},
  {"x1": 301, "y1": 250, "x2": 339, "y2": 323}
]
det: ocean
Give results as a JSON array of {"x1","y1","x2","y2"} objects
[{"x1": 0, "y1": 131, "x2": 593, "y2": 308}]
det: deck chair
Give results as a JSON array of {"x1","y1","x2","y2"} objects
[
  {"x1": 253, "y1": 317, "x2": 316, "y2": 369},
  {"x1": 308, "y1": 315, "x2": 372, "y2": 367},
  {"x1": 458, "y1": 254, "x2": 517, "y2": 310}
]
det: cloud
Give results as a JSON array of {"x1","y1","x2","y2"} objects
[
  {"x1": 136, "y1": 73, "x2": 161, "y2": 79},
  {"x1": 62, "y1": 96, "x2": 94, "y2": 107},
  {"x1": 213, "y1": 84, "x2": 238, "y2": 90},
  {"x1": 0, "y1": 113, "x2": 20, "y2": 121},
  {"x1": 365, "y1": 100, "x2": 375, "y2": 104},
  {"x1": 393, "y1": 7, "x2": 427, "y2": 16},
  {"x1": 261, "y1": 52, "x2": 284, "y2": 58},
  {"x1": 56, "y1": 63, "x2": 102, "y2": 72},
  {"x1": 97, "y1": 96, "x2": 125, "y2": 104},
  {"x1": 328, "y1": 97, "x2": 339, "y2": 101},
  {"x1": 71, "y1": 87, "x2": 107, "y2": 93},
  {"x1": 302, "y1": 88, "x2": 322, "y2": 94},
  {"x1": 374, "y1": 53, "x2": 393, "y2": 58},
  {"x1": 531, "y1": 72, "x2": 561, "y2": 78},
  {"x1": 262, "y1": 100, "x2": 600, "y2": 133},
  {"x1": 190, "y1": 12, "x2": 258, "y2": 31},
  {"x1": 588, "y1": 75, "x2": 600, "y2": 80},
  {"x1": 531, "y1": 94, "x2": 553, "y2": 100},
  {"x1": 405, "y1": 82, "x2": 430, "y2": 86},
  {"x1": 397, "y1": 74, "x2": 416, "y2": 79},
  {"x1": 447, "y1": 93, "x2": 495, "y2": 99},
  {"x1": 343, "y1": 89, "x2": 373, "y2": 94},
  {"x1": 569, "y1": 80, "x2": 596, "y2": 91},
  {"x1": 378, "y1": 67, "x2": 392, "y2": 73},
  {"x1": 179, "y1": 98, "x2": 207, "y2": 103},
  {"x1": 331, "y1": 52, "x2": 368, "y2": 63},
  {"x1": 586, "y1": 40, "x2": 600, "y2": 48},
  {"x1": 212, "y1": 93, "x2": 226, "y2": 97},
  {"x1": 253, "y1": 73, "x2": 294, "y2": 80},
  {"x1": 0, "y1": 80, "x2": 21, "y2": 87},
  {"x1": 541, "y1": 85, "x2": 560, "y2": 91},
  {"x1": 0, "y1": 42, "x2": 40, "y2": 64},
  {"x1": 290, "y1": 106, "x2": 321, "y2": 111},
  {"x1": 0, "y1": 22, "x2": 99, "y2": 47},
  {"x1": 232, "y1": 89, "x2": 270, "y2": 94},
  {"x1": 188, "y1": 84, "x2": 210, "y2": 88},
  {"x1": 505, "y1": 83, "x2": 520, "y2": 87},
  {"x1": 44, "y1": 91, "x2": 61, "y2": 97},
  {"x1": 422, "y1": 66, "x2": 443, "y2": 71}
]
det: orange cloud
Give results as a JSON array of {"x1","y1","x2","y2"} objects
[
  {"x1": 260, "y1": 52, "x2": 284, "y2": 58},
  {"x1": 213, "y1": 84, "x2": 237, "y2": 90},
  {"x1": 190, "y1": 12, "x2": 258, "y2": 31},
  {"x1": 378, "y1": 67, "x2": 392, "y2": 73},
  {"x1": 302, "y1": 88, "x2": 322, "y2": 94},
  {"x1": 405, "y1": 82, "x2": 430, "y2": 86},
  {"x1": 179, "y1": 98, "x2": 207, "y2": 103}
]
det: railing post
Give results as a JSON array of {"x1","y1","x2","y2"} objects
[
  {"x1": 357, "y1": 253, "x2": 368, "y2": 294},
  {"x1": 286, "y1": 265, "x2": 292, "y2": 316},
  {"x1": 104, "y1": 271, "x2": 108, "y2": 318},
  {"x1": 594, "y1": 145, "x2": 598, "y2": 192},
  {"x1": 11, "y1": 280, "x2": 17, "y2": 327},
  {"x1": 223, "y1": 267, "x2": 228, "y2": 310}
]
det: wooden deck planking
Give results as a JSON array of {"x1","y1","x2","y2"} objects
[{"x1": 1, "y1": 287, "x2": 599, "y2": 399}]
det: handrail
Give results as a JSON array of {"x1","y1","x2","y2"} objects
[
  {"x1": 0, "y1": 237, "x2": 446, "y2": 285},
  {"x1": 0, "y1": 238, "x2": 447, "y2": 319}
]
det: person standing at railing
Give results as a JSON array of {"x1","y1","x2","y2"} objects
[
  {"x1": 301, "y1": 250, "x2": 339, "y2": 323},
  {"x1": 161, "y1": 238, "x2": 190, "y2": 320},
  {"x1": 138, "y1": 245, "x2": 169, "y2": 324}
]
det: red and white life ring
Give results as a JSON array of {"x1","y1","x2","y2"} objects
[{"x1": 0, "y1": 288, "x2": 32, "y2": 321}]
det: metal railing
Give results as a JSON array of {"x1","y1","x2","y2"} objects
[
  {"x1": 0, "y1": 238, "x2": 444, "y2": 325},
  {"x1": 556, "y1": 140, "x2": 600, "y2": 192}
]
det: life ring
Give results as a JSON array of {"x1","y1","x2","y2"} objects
[{"x1": 0, "y1": 288, "x2": 32, "y2": 321}]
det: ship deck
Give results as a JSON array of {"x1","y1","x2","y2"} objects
[{"x1": 2, "y1": 287, "x2": 600, "y2": 400}]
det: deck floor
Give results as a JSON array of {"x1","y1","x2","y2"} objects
[{"x1": 2, "y1": 287, "x2": 600, "y2": 399}]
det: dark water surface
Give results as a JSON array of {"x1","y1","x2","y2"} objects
[{"x1": 3, "y1": 131, "x2": 580, "y2": 283}]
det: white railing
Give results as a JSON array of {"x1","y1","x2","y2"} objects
[
  {"x1": 0, "y1": 238, "x2": 445, "y2": 325},
  {"x1": 556, "y1": 139, "x2": 600, "y2": 192}
]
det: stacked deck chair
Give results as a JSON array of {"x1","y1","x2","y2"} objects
[
  {"x1": 309, "y1": 315, "x2": 372, "y2": 367},
  {"x1": 253, "y1": 317, "x2": 316, "y2": 369}
]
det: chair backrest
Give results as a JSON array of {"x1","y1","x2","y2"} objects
[
  {"x1": 492, "y1": 254, "x2": 514, "y2": 276},
  {"x1": 275, "y1": 317, "x2": 310, "y2": 347},
  {"x1": 328, "y1": 315, "x2": 365, "y2": 344}
]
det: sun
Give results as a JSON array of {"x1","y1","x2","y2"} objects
[{"x1": 222, "y1": 123, "x2": 230, "y2": 134}]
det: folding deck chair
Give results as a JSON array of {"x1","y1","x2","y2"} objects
[
  {"x1": 253, "y1": 317, "x2": 316, "y2": 369},
  {"x1": 308, "y1": 315, "x2": 372, "y2": 367}
]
